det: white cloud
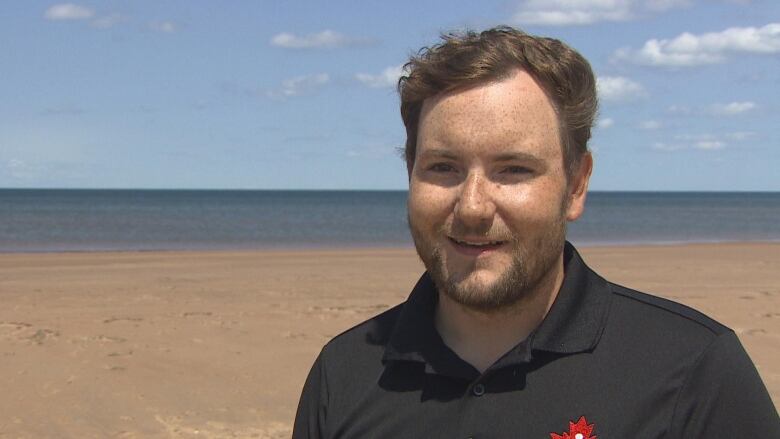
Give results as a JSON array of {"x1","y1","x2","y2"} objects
[
  {"x1": 693, "y1": 140, "x2": 725, "y2": 150},
  {"x1": 597, "y1": 117, "x2": 615, "y2": 129},
  {"x1": 667, "y1": 105, "x2": 691, "y2": 115},
  {"x1": 709, "y1": 101, "x2": 756, "y2": 115},
  {"x1": 597, "y1": 76, "x2": 645, "y2": 101},
  {"x1": 511, "y1": 0, "x2": 690, "y2": 26},
  {"x1": 513, "y1": 0, "x2": 633, "y2": 26},
  {"x1": 653, "y1": 133, "x2": 734, "y2": 151},
  {"x1": 726, "y1": 131, "x2": 755, "y2": 141},
  {"x1": 639, "y1": 120, "x2": 661, "y2": 130},
  {"x1": 644, "y1": 0, "x2": 691, "y2": 11},
  {"x1": 271, "y1": 73, "x2": 330, "y2": 98},
  {"x1": 91, "y1": 14, "x2": 122, "y2": 29},
  {"x1": 270, "y1": 30, "x2": 370, "y2": 49},
  {"x1": 150, "y1": 21, "x2": 176, "y2": 33},
  {"x1": 614, "y1": 23, "x2": 780, "y2": 67},
  {"x1": 652, "y1": 140, "x2": 726, "y2": 151},
  {"x1": 355, "y1": 65, "x2": 404, "y2": 88},
  {"x1": 652, "y1": 142, "x2": 684, "y2": 151},
  {"x1": 44, "y1": 3, "x2": 94, "y2": 20},
  {"x1": 4, "y1": 159, "x2": 46, "y2": 180}
]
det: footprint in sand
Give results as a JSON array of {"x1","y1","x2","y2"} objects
[
  {"x1": 103, "y1": 317, "x2": 144, "y2": 324},
  {"x1": 0, "y1": 322, "x2": 32, "y2": 340},
  {"x1": 30, "y1": 329, "x2": 57, "y2": 343},
  {"x1": 306, "y1": 304, "x2": 389, "y2": 315},
  {"x1": 281, "y1": 331, "x2": 307, "y2": 340},
  {"x1": 107, "y1": 349, "x2": 134, "y2": 357},
  {"x1": 0, "y1": 321, "x2": 33, "y2": 339},
  {"x1": 154, "y1": 415, "x2": 291, "y2": 439},
  {"x1": 745, "y1": 328, "x2": 768, "y2": 335},
  {"x1": 736, "y1": 327, "x2": 768, "y2": 335},
  {"x1": 182, "y1": 311, "x2": 213, "y2": 318}
]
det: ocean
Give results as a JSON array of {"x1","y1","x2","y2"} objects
[{"x1": 1, "y1": 189, "x2": 779, "y2": 252}]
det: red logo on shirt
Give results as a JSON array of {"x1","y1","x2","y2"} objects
[{"x1": 549, "y1": 416, "x2": 597, "y2": 439}]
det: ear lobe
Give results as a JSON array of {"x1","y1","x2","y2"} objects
[{"x1": 566, "y1": 152, "x2": 593, "y2": 221}]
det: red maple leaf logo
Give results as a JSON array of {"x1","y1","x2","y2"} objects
[{"x1": 549, "y1": 416, "x2": 597, "y2": 439}]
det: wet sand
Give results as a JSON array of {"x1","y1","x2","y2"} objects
[{"x1": 0, "y1": 243, "x2": 777, "y2": 437}]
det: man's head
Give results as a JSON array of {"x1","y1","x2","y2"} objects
[
  {"x1": 402, "y1": 27, "x2": 596, "y2": 312},
  {"x1": 400, "y1": 26, "x2": 597, "y2": 182}
]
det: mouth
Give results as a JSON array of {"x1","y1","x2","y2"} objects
[{"x1": 447, "y1": 236, "x2": 507, "y2": 256}]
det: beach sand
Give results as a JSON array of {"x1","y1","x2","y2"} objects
[{"x1": 0, "y1": 243, "x2": 778, "y2": 437}]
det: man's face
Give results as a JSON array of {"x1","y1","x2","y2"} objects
[{"x1": 407, "y1": 70, "x2": 590, "y2": 311}]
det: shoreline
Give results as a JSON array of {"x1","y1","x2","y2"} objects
[
  {"x1": 1, "y1": 242, "x2": 777, "y2": 437},
  {"x1": 2, "y1": 238, "x2": 780, "y2": 256}
]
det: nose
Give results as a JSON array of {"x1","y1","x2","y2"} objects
[{"x1": 454, "y1": 172, "x2": 496, "y2": 228}]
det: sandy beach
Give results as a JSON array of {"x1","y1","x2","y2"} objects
[{"x1": 0, "y1": 243, "x2": 778, "y2": 438}]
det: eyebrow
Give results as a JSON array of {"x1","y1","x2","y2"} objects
[
  {"x1": 492, "y1": 151, "x2": 545, "y2": 165},
  {"x1": 421, "y1": 149, "x2": 543, "y2": 163},
  {"x1": 418, "y1": 149, "x2": 459, "y2": 160}
]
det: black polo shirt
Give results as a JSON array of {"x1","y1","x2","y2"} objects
[{"x1": 294, "y1": 243, "x2": 779, "y2": 438}]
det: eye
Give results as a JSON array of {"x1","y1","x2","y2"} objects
[
  {"x1": 501, "y1": 166, "x2": 532, "y2": 175},
  {"x1": 428, "y1": 163, "x2": 456, "y2": 173}
]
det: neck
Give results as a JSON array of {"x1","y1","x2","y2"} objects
[{"x1": 434, "y1": 253, "x2": 565, "y2": 373}]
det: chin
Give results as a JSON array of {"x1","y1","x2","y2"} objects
[
  {"x1": 448, "y1": 275, "x2": 508, "y2": 305},
  {"x1": 432, "y1": 251, "x2": 533, "y2": 312},
  {"x1": 448, "y1": 267, "x2": 501, "y2": 291}
]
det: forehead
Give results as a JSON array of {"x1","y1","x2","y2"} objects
[{"x1": 417, "y1": 70, "x2": 561, "y2": 159}]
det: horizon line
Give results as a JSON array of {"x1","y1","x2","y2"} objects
[{"x1": 1, "y1": 187, "x2": 779, "y2": 194}]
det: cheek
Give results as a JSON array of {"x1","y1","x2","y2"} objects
[
  {"x1": 496, "y1": 182, "x2": 566, "y2": 225},
  {"x1": 408, "y1": 181, "x2": 453, "y2": 226}
]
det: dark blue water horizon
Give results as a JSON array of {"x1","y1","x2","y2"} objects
[{"x1": 1, "y1": 189, "x2": 779, "y2": 253}]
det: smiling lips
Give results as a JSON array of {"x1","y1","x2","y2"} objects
[{"x1": 448, "y1": 236, "x2": 507, "y2": 255}]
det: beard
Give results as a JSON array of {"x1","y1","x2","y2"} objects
[{"x1": 408, "y1": 207, "x2": 567, "y2": 313}]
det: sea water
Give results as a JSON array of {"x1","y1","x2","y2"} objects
[{"x1": 1, "y1": 189, "x2": 778, "y2": 252}]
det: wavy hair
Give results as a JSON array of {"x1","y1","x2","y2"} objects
[{"x1": 398, "y1": 26, "x2": 598, "y2": 179}]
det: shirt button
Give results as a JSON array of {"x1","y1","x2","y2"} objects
[{"x1": 472, "y1": 383, "x2": 485, "y2": 396}]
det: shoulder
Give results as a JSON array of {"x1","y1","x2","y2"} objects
[
  {"x1": 604, "y1": 284, "x2": 779, "y2": 435},
  {"x1": 319, "y1": 302, "x2": 404, "y2": 364},
  {"x1": 608, "y1": 282, "x2": 730, "y2": 337},
  {"x1": 592, "y1": 280, "x2": 736, "y2": 377},
  {"x1": 310, "y1": 303, "x2": 406, "y2": 415}
]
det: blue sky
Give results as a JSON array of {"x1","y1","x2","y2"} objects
[{"x1": 1, "y1": 0, "x2": 778, "y2": 190}]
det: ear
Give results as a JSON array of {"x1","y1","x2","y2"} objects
[{"x1": 565, "y1": 152, "x2": 593, "y2": 222}]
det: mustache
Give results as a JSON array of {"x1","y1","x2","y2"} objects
[{"x1": 439, "y1": 223, "x2": 514, "y2": 242}]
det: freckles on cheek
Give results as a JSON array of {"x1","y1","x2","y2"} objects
[
  {"x1": 500, "y1": 185, "x2": 560, "y2": 222},
  {"x1": 409, "y1": 184, "x2": 452, "y2": 220}
]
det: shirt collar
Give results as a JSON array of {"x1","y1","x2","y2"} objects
[
  {"x1": 382, "y1": 242, "x2": 612, "y2": 369},
  {"x1": 530, "y1": 242, "x2": 612, "y2": 354},
  {"x1": 381, "y1": 272, "x2": 479, "y2": 378}
]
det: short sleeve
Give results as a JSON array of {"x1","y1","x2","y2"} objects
[
  {"x1": 668, "y1": 330, "x2": 779, "y2": 436},
  {"x1": 293, "y1": 350, "x2": 329, "y2": 439}
]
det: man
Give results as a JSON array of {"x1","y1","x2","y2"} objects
[{"x1": 293, "y1": 27, "x2": 779, "y2": 438}]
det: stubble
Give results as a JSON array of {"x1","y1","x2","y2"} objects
[{"x1": 408, "y1": 209, "x2": 567, "y2": 313}]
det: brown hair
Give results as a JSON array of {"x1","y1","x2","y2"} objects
[{"x1": 399, "y1": 26, "x2": 598, "y2": 179}]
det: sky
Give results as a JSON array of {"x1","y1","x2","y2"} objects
[{"x1": 1, "y1": 0, "x2": 778, "y2": 191}]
